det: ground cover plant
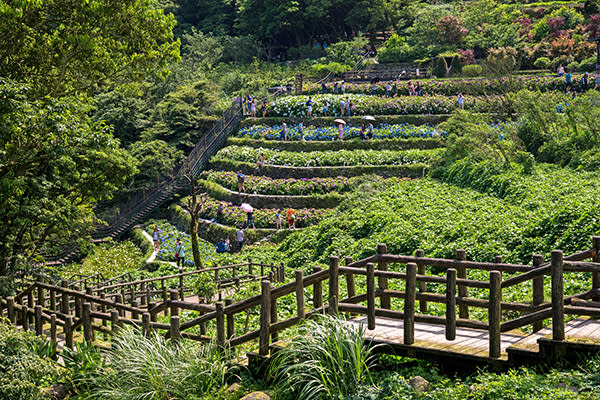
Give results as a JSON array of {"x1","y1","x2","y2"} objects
[
  {"x1": 266, "y1": 94, "x2": 504, "y2": 117},
  {"x1": 202, "y1": 171, "x2": 360, "y2": 195},
  {"x1": 200, "y1": 198, "x2": 331, "y2": 229},
  {"x1": 211, "y1": 146, "x2": 442, "y2": 167},
  {"x1": 303, "y1": 74, "x2": 591, "y2": 97},
  {"x1": 146, "y1": 222, "x2": 218, "y2": 267},
  {"x1": 237, "y1": 123, "x2": 446, "y2": 141}
]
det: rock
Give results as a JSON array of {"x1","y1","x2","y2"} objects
[
  {"x1": 240, "y1": 391, "x2": 271, "y2": 400},
  {"x1": 226, "y1": 382, "x2": 242, "y2": 393},
  {"x1": 409, "y1": 376, "x2": 431, "y2": 392},
  {"x1": 41, "y1": 383, "x2": 69, "y2": 400}
]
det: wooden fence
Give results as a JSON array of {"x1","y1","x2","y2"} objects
[{"x1": 3, "y1": 237, "x2": 600, "y2": 363}]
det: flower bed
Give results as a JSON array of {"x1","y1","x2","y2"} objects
[
  {"x1": 146, "y1": 222, "x2": 217, "y2": 267},
  {"x1": 303, "y1": 75, "x2": 587, "y2": 96},
  {"x1": 202, "y1": 171, "x2": 358, "y2": 195},
  {"x1": 237, "y1": 123, "x2": 446, "y2": 141},
  {"x1": 211, "y1": 145, "x2": 442, "y2": 167},
  {"x1": 266, "y1": 94, "x2": 502, "y2": 117},
  {"x1": 200, "y1": 198, "x2": 331, "y2": 229}
]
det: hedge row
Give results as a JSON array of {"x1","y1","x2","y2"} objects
[
  {"x1": 225, "y1": 137, "x2": 445, "y2": 152},
  {"x1": 240, "y1": 115, "x2": 453, "y2": 128},
  {"x1": 207, "y1": 160, "x2": 428, "y2": 179},
  {"x1": 198, "y1": 179, "x2": 344, "y2": 209},
  {"x1": 168, "y1": 204, "x2": 294, "y2": 245}
]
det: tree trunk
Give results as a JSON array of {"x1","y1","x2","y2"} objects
[{"x1": 190, "y1": 213, "x2": 203, "y2": 269}]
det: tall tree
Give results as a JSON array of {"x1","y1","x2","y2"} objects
[
  {"x1": 0, "y1": 0, "x2": 180, "y2": 98},
  {"x1": 0, "y1": 80, "x2": 137, "y2": 286},
  {"x1": 183, "y1": 176, "x2": 208, "y2": 270}
]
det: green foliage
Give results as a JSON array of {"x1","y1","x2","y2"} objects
[
  {"x1": 449, "y1": 55, "x2": 463, "y2": 75},
  {"x1": 0, "y1": 320, "x2": 60, "y2": 400},
  {"x1": 269, "y1": 315, "x2": 376, "y2": 400},
  {"x1": 94, "y1": 328, "x2": 231, "y2": 400},
  {"x1": 461, "y1": 64, "x2": 483, "y2": 77},
  {"x1": 192, "y1": 273, "x2": 219, "y2": 300},
  {"x1": 312, "y1": 62, "x2": 352, "y2": 76},
  {"x1": 432, "y1": 57, "x2": 448, "y2": 78},
  {"x1": 0, "y1": 80, "x2": 137, "y2": 279},
  {"x1": 127, "y1": 140, "x2": 183, "y2": 190},
  {"x1": 0, "y1": 0, "x2": 180, "y2": 98},
  {"x1": 325, "y1": 37, "x2": 368, "y2": 65},
  {"x1": 61, "y1": 341, "x2": 103, "y2": 396},
  {"x1": 485, "y1": 46, "x2": 519, "y2": 75},
  {"x1": 377, "y1": 34, "x2": 414, "y2": 63},
  {"x1": 64, "y1": 240, "x2": 144, "y2": 279},
  {"x1": 534, "y1": 57, "x2": 552, "y2": 69}
]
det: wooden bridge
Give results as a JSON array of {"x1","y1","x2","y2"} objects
[{"x1": 3, "y1": 237, "x2": 600, "y2": 372}]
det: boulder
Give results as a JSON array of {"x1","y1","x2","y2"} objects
[
  {"x1": 240, "y1": 392, "x2": 271, "y2": 400},
  {"x1": 409, "y1": 376, "x2": 431, "y2": 392}
]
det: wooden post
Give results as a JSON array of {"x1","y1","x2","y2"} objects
[
  {"x1": 179, "y1": 268, "x2": 185, "y2": 299},
  {"x1": 27, "y1": 291, "x2": 34, "y2": 324},
  {"x1": 259, "y1": 280, "x2": 271, "y2": 356},
  {"x1": 377, "y1": 244, "x2": 390, "y2": 309},
  {"x1": 22, "y1": 305, "x2": 29, "y2": 331},
  {"x1": 61, "y1": 280, "x2": 69, "y2": 314},
  {"x1": 142, "y1": 313, "x2": 151, "y2": 337},
  {"x1": 50, "y1": 288, "x2": 56, "y2": 311},
  {"x1": 226, "y1": 299, "x2": 234, "y2": 339},
  {"x1": 162, "y1": 284, "x2": 168, "y2": 317},
  {"x1": 216, "y1": 302, "x2": 225, "y2": 347},
  {"x1": 455, "y1": 249, "x2": 468, "y2": 320},
  {"x1": 532, "y1": 254, "x2": 545, "y2": 332},
  {"x1": 248, "y1": 260, "x2": 253, "y2": 277},
  {"x1": 115, "y1": 294, "x2": 124, "y2": 317},
  {"x1": 404, "y1": 263, "x2": 417, "y2": 345},
  {"x1": 140, "y1": 282, "x2": 146, "y2": 306},
  {"x1": 129, "y1": 285, "x2": 135, "y2": 305},
  {"x1": 215, "y1": 268, "x2": 219, "y2": 282},
  {"x1": 131, "y1": 300, "x2": 139, "y2": 320},
  {"x1": 416, "y1": 249, "x2": 427, "y2": 313},
  {"x1": 82, "y1": 302, "x2": 93, "y2": 343},
  {"x1": 37, "y1": 276, "x2": 45, "y2": 307},
  {"x1": 64, "y1": 316, "x2": 74, "y2": 349},
  {"x1": 489, "y1": 271, "x2": 502, "y2": 358},
  {"x1": 366, "y1": 263, "x2": 376, "y2": 330},
  {"x1": 7, "y1": 297, "x2": 15, "y2": 324},
  {"x1": 328, "y1": 256, "x2": 339, "y2": 315},
  {"x1": 146, "y1": 285, "x2": 151, "y2": 310},
  {"x1": 344, "y1": 257, "x2": 356, "y2": 301},
  {"x1": 280, "y1": 263, "x2": 285, "y2": 282},
  {"x1": 296, "y1": 270, "x2": 305, "y2": 320},
  {"x1": 446, "y1": 268, "x2": 457, "y2": 340},
  {"x1": 34, "y1": 305, "x2": 43, "y2": 336},
  {"x1": 170, "y1": 289, "x2": 179, "y2": 317},
  {"x1": 170, "y1": 316, "x2": 180, "y2": 344},
  {"x1": 551, "y1": 250, "x2": 564, "y2": 341},
  {"x1": 593, "y1": 237, "x2": 600, "y2": 295},
  {"x1": 313, "y1": 266, "x2": 323, "y2": 308},
  {"x1": 110, "y1": 310, "x2": 121, "y2": 334},
  {"x1": 50, "y1": 315, "x2": 57, "y2": 343},
  {"x1": 270, "y1": 295, "x2": 279, "y2": 343}
]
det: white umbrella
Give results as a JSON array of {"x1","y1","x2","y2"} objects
[
  {"x1": 333, "y1": 119, "x2": 346, "y2": 125},
  {"x1": 240, "y1": 203, "x2": 253, "y2": 213},
  {"x1": 362, "y1": 116, "x2": 376, "y2": 121}
]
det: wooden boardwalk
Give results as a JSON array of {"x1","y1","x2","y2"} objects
[{"x1": 348, "y1": 317, "x2": 600, "y2": 368}]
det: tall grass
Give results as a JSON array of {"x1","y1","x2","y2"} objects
[
  {"x1": 94, "y1": 328, "x2": 231, "y2": 400},
  {"x1": 268, "y1": 315, "x2": 376, "y2": 400}
]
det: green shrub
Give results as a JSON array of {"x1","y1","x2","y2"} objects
[
  {"x1": 130, "y1": 228, "x2": 153, "y2": 261},
  {"x1": 63, "y1": 240, "x2": 144, "y2": 280},
  {"x1": 578, "y1": 56, "x2": 597, "y2": 72},
  {"x1": 94, "y1": 328, "x2": 231, "y2": 400},
  {"x1": 533, "y1": 57, "x2": 551, "y2": 70},
  {"x1": 269, "y1": 315, "x2": 376, "y2": 400},
  {"x1": 432, "y1": 56, "x2": 448, "y2": 77},
  {"x1": 449, "y1": 55, "x2": 462, "y2": 75},
  {"x1": 0, "y1": 320, "x2": 60, "y2": 400},
  {"x1": 311, "y1": 62, "x2": 351, "y2": 76},
  {"x1": 461, "y1": 64, "x2": 483, "y2": 77}
]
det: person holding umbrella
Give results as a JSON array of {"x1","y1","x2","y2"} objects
[
  {"x1": 240, "y1": 203, "x2": 255, "y2": 229},
  {"x1": 362, "y1": 116, "x2": 375, "y2": 139}
]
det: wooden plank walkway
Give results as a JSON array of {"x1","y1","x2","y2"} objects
[{"x1": 348, "y1": 317, "x2": 600, "y2": 366}]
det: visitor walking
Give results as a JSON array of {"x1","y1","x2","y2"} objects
[
  {"x1": 306, "y1": 96, "x2": 313, "y2": 117},
  {"x1": 152, "y1": 226, "x2": 161, "y2": 251},
  {"x1": 321, "y1": 81, "x2": 327, "y2": 94},
  {"x1": 337, "y1": 122, "x2": 344, "y2": 141},
  {"x1": 367, "y1": 122, "x2": 374, "y2": 140},
  {"x1": 260, "y1": 100, "x2": 268, "y2": 118},
  {"x1": 333, "y1": 82, "x2": 339, "y2": 94},
  {"x1": 457, "y1": 93, "x2": 464, "y2": 110},
  {"x1": 236, "y1": 227, "x2": 245, "y2": 252},
  {"x1": 371, "y1": 82, "x2": 377, "y2": 95},
  {"x1": 322, "y1": 101, "x2": 329, "y2": 116},
  {"x1": 224, "y1": 238, "x2": 231, "y2": 253},
  {"x1": 275, "y1": 210, "x2": 283, "y2": 230},
  {"x1": 299, "y1": 122, "x2": 305, "y2": 141},
  {"x1": 346, "y1": 98, "x2": 352, "y2": 117},
  {"x1": 341, "y1": 81, "x2": 346, "y2": 94},
  {"x1": 385, "y1": 82, "x2": 391, "y2": 97},
  {"x1": 256, "y1": 152, "x2": 266, "y2": 169},
  {"x1": 391, "y1": 81, "x2": 397, "y2": 97},
  {"x1": 565, "y1": 70, "x2": 572, "y2": 91},
  {"x1": 557, "y1": 64, "x2": 565, "y2": 77},
  {"x1": 581, "y1": 73, "x2": 589, "y2": 91},
  {"x1": 416, "y1": 81, "x2": 422, "y2": 96},
  {"x1": 217, "y1": 238, "x2": 227, "y2": 253},
  {"x1": 237, "y1": 171, "x2": 245, "y2": 192},
  {"x1": 280, "y1": 122, "x2": 288, "y2": 140},
  {"x1": 250, "y1": 98, "x2": 256, "y2": 118},
  {"x1": 360, "y1": 124, "x2": 366, "y2": 140},
  {"x1": 246, "y1": 211, "x2": 256, "y2": 229},
  {"x1": 216, "y1": 204, "x2": 224, "y2": 224},
  {"x1": 339, "y1": 98, "x2": 345, "y2": 116},
  {"x1": 174, "y1": 239, "x2": 185, "y2": 267},
  {"x1": 287, "y1": 209, "x2": 296, "y2": 229}
]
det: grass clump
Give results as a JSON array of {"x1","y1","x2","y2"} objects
[{"x1": 269, "y1": 315, "x2": 376, "y2": 400}]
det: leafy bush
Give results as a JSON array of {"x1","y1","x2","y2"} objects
[
  {"x1": 311, "y1": 62, "x2": 351, "y2": 76},
  {"x1": 432, "y1": 56, "x2": 448, "y2": 77},
  {"x1": 533, "y1": 57, "x2": 552, "y2": 69},
  {"x1": 0, "y1": 320, "x2": 60, "y2": 400},
  {"x1": 449, "y1": 55, "x2": 463, "y2": 75},
  {"x1": 63, "y1": 240, "x2": 144, "y2": 279},
  {"x1": 212, "y1": 145, "x2": 441, "y2": 167},
  {"x1": 269, "y1": 315, "x2": 376, "y2": 400},
  {"x1": 377, "y1": 34, "x2": 413, "y2": 63},
  {"x1": 94, "y1": 328, "x2": 231, "y2": 400},
  {"x1": 237, "y1": 123, "x2": 446, "y2": 141},
  {"x1": 461, "y1": 64, "x2": 483, "y2": 77}
]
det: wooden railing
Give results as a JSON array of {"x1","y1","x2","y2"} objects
[{"x1": 4, "y1": 237, "x2": 600, "y2": 362}]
